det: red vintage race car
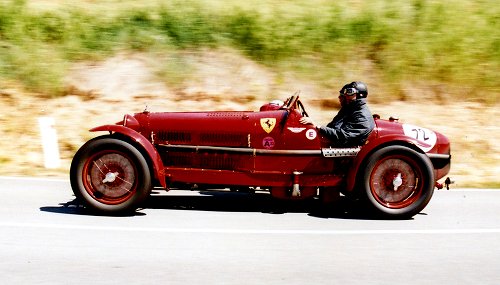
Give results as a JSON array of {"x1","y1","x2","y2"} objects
[{"x1": 70, "y1": 95, "x2": 451, "y2": 218}]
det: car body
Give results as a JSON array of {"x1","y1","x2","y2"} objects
[{"x1": 70, "y1": 95, "x2": 451, "y2": 218}]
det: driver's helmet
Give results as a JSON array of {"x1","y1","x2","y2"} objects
[
  {"x1": 260, "y1": 100, "x2": 284, "y2": 111},
  {"x1": 340, "y1": 81, "x2": 368, "y2": 99}
]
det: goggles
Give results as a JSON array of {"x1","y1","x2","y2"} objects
[{"x1": 340, "y1": 87, "x2": 358, "y2": 96}]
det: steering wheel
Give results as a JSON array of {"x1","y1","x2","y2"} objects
[
  {"x1": 283, "y1": 95, "x2": 309, "y2": 117},
  {"x1": 285, "y1": 95, "x2": 299, "y2": 110},
  {"x1": 297, "y1": 99, "x2": 309, "y2": 117},
  {"x1": 282, "y1": 93, "x2": 309, "y2": 117}
]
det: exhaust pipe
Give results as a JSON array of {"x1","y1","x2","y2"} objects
[
  {"x1": 291, "y1": 171, "x2": 303, "y2": 197},
  {"x1": 435, "y1": 177, "x2": 454, "y2": 190}
]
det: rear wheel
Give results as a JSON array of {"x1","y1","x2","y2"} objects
[
  {"x1": 362, "y1": 146, "x2": 434, "y2": 219},
  {"x1": 70, "y1": 136, "x2": 152, "y2": 214}
]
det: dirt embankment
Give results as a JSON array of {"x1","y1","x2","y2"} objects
[{"x1": 1, "y1": 50, "x2": 498, "y2": 187}]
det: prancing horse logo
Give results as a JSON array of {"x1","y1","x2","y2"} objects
[{"x1": 260, "y1": 118, "x2": 276, "y2": 133}]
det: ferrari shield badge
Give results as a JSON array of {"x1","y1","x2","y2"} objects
[{"x1": 260, "y1": 118, "x2": 276, "y2": 133}]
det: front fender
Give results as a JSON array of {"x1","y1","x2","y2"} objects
[
  {"x1": 345, "y1": 134, "x2": 427, "y2": 193},
  {"x1": 90, "y1": 125, "x2": 166, "y2": 188}
]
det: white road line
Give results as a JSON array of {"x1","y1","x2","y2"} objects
[
  {"x1": 0, "y1": 176, "x2": 67, "y2": 183},
  {"x1": 1, "y1": 222, "x2": 499, "y2": 235}
]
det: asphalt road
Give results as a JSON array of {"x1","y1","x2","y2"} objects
[{"x1": 0, "y1": 177, "x2": 499, "y2": 285}]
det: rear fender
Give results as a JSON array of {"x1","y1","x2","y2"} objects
[
  {"x1": 90, "y1": 125, "x2": 166, "y2": 189},
  {"x1": 345, "y1": 135, "x2": 426, "y2": 193}
]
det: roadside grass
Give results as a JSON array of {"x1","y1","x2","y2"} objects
[
  {"x1": 0, "y1": 0, "x2": 498, "y2": 103},
  {"x1": 0, "y1": 50, "x2": 498, "y2": 187}
]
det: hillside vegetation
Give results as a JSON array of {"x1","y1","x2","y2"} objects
[{"x1": 0, "y1": 0, "x2": 499, "y2": 103}]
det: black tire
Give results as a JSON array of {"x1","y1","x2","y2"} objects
[
  {"x1": 70, "y1": 136, "x2": 152, "y2": 214},
  {"x1": 361, "y1": 145, "x2": 434, "y2": 219}
]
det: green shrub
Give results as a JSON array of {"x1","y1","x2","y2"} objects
[{"x1": 0, "y1": 0, "x2": 498, "y2": 102}]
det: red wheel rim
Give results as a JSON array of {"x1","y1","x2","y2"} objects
[
  {"x1": 81, "y1": 150, "x2": 138, "y2": 205},
  {"x1": 369, "y1": 155, "x2": 423, "y2": 209}
]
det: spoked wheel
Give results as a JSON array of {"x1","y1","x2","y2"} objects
[
  {"x1": 362, "y1": 146, "x2": 435, "y2": 219},
  {"x1": 82, "y1": 150, "x2": 138, "y2": 205},
  {"x1": 70, "y1": 136, "x2": 152, "y2": 214}
]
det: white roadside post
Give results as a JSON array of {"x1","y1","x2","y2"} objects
[{"x1": 38, "y1": 117, "x2": 61, "y2": 169}]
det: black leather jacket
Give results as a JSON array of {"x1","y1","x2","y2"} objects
[{"x1": 318, "y1": 99, "x2": 375, "y2": 147}]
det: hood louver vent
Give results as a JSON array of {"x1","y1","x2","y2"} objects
[
  {"x1": 207, "y1": 112, "x2": 244, "y2": 117},
  {"x1": 157, "y1": 131, "x2": 192, "y2": 144},
  {"x1": 200, "y1": 133, "x2": 248, "y2": 147},
  {"x1": 156, "y1": 131, "x2": 248, "y2": 147}
]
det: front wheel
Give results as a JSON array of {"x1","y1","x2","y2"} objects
[
  {"x1": 361, "y1": 146, "x2": 435, "y2": 219},
  {"x1": 70, "y1": 136, "x2": 152, "y2": 214}
]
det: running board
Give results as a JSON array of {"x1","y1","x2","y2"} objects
[{"x1": 321, "y1": 147, "x2": 361, "y2": 157}]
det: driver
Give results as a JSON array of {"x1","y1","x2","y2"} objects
[{"x1": 299, "y1": 81, "x2": 375, "y2": 147}]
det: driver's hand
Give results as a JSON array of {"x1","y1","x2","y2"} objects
[{"x1": 299, "y1": 117, "x2": 316, "y2": 127}]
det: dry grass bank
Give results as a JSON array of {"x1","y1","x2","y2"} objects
[{"x1": 0, "y1": 50, "x2": 498, "y2": 187}]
